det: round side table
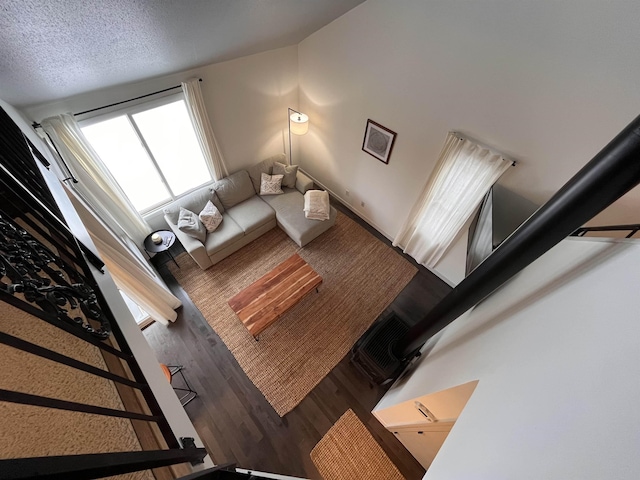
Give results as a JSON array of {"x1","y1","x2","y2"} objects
[{"x1": 144, "y1": 230, "x2": 179, "y2": 268}]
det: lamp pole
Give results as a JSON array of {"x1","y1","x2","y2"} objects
[{"x1": 288, "y1": 107, "x2": 302, "y2": 166}]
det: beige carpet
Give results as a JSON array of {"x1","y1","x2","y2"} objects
[
  {"x1": 311, "y1": 409, "x2": 405, "y2": 480},
  {"x1": 169, "y1": 213, "x2": 416, "y2": 416}
]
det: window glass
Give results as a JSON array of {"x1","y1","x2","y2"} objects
[
  {"x1": 132, "y1": 100, "x2": 211, "y2": 196},
  {"x1": 82, "y1": 116, "x2": 170, "y2": 211}
]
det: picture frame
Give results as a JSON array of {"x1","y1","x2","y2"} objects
[{"x1": 362, "y1": 119, "x2": 397, "y2": 164}]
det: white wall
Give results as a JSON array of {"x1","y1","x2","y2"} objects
[
  {"x1": 25, "y1": 46, "x2": 299, "y2": 230},
  {"x1": 1, "y1": 97, "x2": 214, "y2": 469},
  {"x1": 374, "y1": 236, "x2": 640, "y2": 479},
  {"x1": 298, "y1": 0, "x2": 640, "y2": 282},
  {"x1": 25, "y1": 45, "x2": 299, "y2": 174}
]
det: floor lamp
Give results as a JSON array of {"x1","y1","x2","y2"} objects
[{"x1": 288, "y1": 108, "x2": 309, "y2": 165}]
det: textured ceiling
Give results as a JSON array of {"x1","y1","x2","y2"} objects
[{"x1": 0, "y1": 0, "x2": 365, "y2": 107}]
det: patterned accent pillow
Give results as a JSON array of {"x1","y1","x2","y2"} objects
[
  {"x1": 259, "y1": 173, "x2": 284, "y2": 195},
  {"x1": 272, "y1": 162, "x2": 298, "y2": 188},
  {"x1": 198, "y1": 200, "x2": 223, "y2": 233},
  {"x1": 177, "y1": 207, "x2": 206, "y2": 243}
]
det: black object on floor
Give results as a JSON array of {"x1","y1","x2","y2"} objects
[
  {"x1": 163, "y1": 364, "x2": 198, "y2": 406},
  {"x1": 350, "y1": 310, "x2": 413, "y2": 386}
]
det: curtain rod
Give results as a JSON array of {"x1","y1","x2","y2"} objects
[
  {"x1": 451, "y1": 131, "x2": 516, "y2": 166},
  {"x1": 32, "y1": 78, "x2": 202, "y2": 129}
]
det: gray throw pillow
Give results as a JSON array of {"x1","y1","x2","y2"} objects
[
  {"x1": 163, "y1": 187, "x2": 224, "y2": 224},
  {"x1": 273, "y1": 162, "x2": 298, "y2": 189},
  {"x1": 177, "y1": 207, "x2": 206, "y2": 243},
  {"x1": 247, "y1": 153, "x2": 287, "y2": 193}
]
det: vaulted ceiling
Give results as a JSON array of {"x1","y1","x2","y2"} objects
[{"x1": 0, "y1": 0, "x2": 365, "y2": 107}]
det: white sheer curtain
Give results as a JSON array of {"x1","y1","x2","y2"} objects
[
  {"x1": 182, "y1": 78, "x2": 229, "y2": 180},
  {"x1": 394, "y1": 132, "x2": 512, "y2": 268},
  {"x1": 40, "y1": 114, "x2": 152, "y2": 245},
  {"x1": 66, "y1": 188, "x2": 181, "y2": 325}
]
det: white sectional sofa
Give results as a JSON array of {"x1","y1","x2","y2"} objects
[{"x1": 163, "y1": 154, "x2": 337, "y2": 269}]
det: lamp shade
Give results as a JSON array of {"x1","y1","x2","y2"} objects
[{"x1": 289, "y1": 112, "x2": 309, "y2": 135}]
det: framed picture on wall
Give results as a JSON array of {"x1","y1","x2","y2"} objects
[{"x1": 362, "y1": 119, "x2": 397, "y2": 164}]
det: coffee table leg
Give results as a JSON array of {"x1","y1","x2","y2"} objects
[{"x1": 315, "y1": 287, "x2": 319, "y2": 294}]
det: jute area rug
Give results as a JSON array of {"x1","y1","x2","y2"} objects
[
  {"x1": 311, "y1": 409, "x2": 405, "y2": 480},
  {"x1": 169, "y1": 213, "x2": 416, "y2": 416}
]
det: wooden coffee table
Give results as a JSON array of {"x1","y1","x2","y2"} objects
[{"x1": 228, "y1": 254, "x2": 322, "y2": 338}]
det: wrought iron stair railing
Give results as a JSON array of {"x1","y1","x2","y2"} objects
[{"x1": 0, "y1": 106, "x2": 207, "y2": 479}]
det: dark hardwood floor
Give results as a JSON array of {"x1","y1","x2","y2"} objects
[{"x1": 143, "y1": 201, "x2": 452, "y2": 479}]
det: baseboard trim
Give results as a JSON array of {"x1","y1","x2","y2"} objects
[
  {"x1": 299, "y1": 169, "x2": 395, "y2": 242},
  {"x1": 421, "y1": 264, "x2": 456, "y2": 288}
]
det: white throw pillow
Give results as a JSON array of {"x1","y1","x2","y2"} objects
[
  {"x1": 177, "y1": 207, "x2": 207, "y2": 243},
  {"x1": 259, "y1": 173, "x2": 284, "y2": 195},
  {"x1": 199, "y1": 200, "x2": 223, "y2": 233}
]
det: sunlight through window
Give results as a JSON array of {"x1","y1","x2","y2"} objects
[
  {"x1": 133, "y1": 100, "x2": 210, "y2": 196},
  {"x1": 81, "y1": 95, "x2": 212, "y2": 213}
]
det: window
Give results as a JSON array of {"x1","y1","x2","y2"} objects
[{"x1": 81, "y1": 94, "x2": 211, "y2": 213}]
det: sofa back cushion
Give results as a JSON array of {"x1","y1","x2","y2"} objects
[
  {"x1": 213, "y1": 170, "x2": 255, "y2": 209},
  {"x1": 247, "y1": 153, "x2": 286, "y2": 194},
  {"x1": 163, "y1": 186, "x2": 224, "y2": 225}
]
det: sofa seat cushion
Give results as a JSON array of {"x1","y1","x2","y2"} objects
[
  {"x1": 213, "y1": 170, "x2": 256, "y2": 209},
  {"x1": 261, "y1": 188, "x2": 337, "y2": 246},
  {"x1": 204, "y1": 213, "x2": 244, "y2": 254},
  {"x1": 226, "y1": 195, "x2": 276, "y2": 234}
]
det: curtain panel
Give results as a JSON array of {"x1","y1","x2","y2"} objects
[
  {"x1": 394, "y1": 132, "x2": 512, "y2": 268},
  {"x1": 40, "y1": 114, "x2": 152, "y2": 245},
  {"x1": 67, "y1": 189, "x2": 181, "y2": 325},
  {"x1": 182, "y1": 78, "x2": 229, "y2": 180}
]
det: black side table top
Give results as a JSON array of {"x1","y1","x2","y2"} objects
[{"x1": 144, "y1": 230, "x2": 176, "y2": 254}]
